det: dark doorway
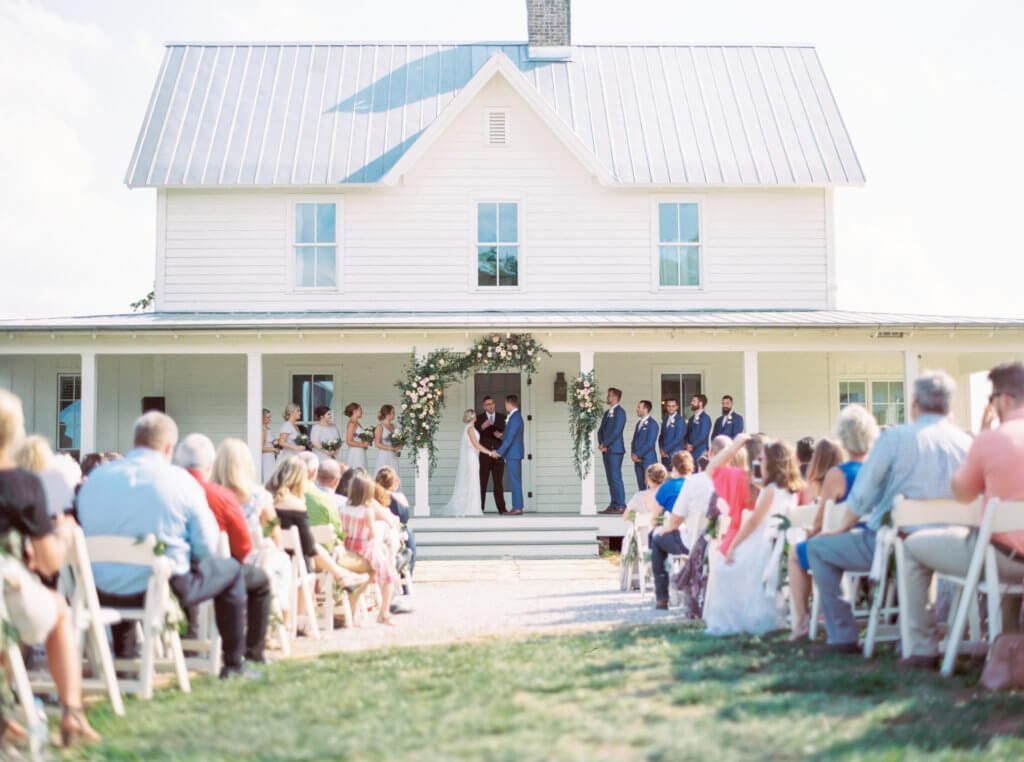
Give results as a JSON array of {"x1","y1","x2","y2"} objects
[{"x1": 660, "y1": 373, "x2": 703, "y2": 418}]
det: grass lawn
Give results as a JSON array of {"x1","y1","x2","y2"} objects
[{"x1": 70, "y1": 623, "x2": 1024, "y2": 761}]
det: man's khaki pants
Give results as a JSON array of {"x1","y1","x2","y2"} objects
[{"x1": 903, "y1": 526, "x2": 1024, "y2": 657}]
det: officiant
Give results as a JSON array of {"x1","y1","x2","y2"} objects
[{"x1": 475, "y1": 396, "x2": 507, "y2": 514}]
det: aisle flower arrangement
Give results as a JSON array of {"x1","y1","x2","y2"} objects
[{"x1": 567, "y1": 371, "x2": 604, "y2": 479}]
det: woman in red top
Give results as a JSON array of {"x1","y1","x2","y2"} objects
[{"x1": 340, "y1": 473, "x2": 399, "y2": 625}]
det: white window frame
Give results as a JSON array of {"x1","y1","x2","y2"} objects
[
  {"x1": 484, "y1": 108, "x2": 511, "y2": 146},
  {"x1": 286, "y1": 195, "x2": 343, "y2": 293},
  {"x1": 286, "y1": 363, "x2": 341, "y2": 429},
  {"x1": 838, "y1": 377, "x2": 906, "y2": 426},
  {"x1": 56, "y1": 372, "x2": 81, "y2": 453},
  {"x1": 471, "y1": 196, "x2": 524, "y2": 292},
  {"x1": 650, "y1": 195, "x2": 705, "y2": 292}
]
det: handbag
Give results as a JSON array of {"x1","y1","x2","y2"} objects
[{"x1": 980, "y1": 633, "x2": 1024, "y2": 691}]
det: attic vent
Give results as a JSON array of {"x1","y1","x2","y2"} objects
[
  {"x1": 487, "y1": 110, "x2": 509, "y2": 145},
  {"x1": 875, "y1": 330, "x2": 905, "y2": 338}
]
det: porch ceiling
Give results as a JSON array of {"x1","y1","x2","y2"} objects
[{"x1": 2, "y1": 309, "x2": 1023, "y2": 333}]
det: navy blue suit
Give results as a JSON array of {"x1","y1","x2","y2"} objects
[
  {"x1": 658, "y1": 413, "x2": 686, "y2": 468},
  {"x1": 712, "y1": 411, "x2": 745, "y2": 439},
  {"x1": 630, "y1": 417, "x2": 660, "y2": 492},
  {"x1": 496, "y1": 409, "x2": 525, "y2": 510},
  {"x1": 684, "y1": 410, "x2": 712, "y2": 464},
  {"x1": 597, "y1": 405, "x2": 627, "y2": 508}
]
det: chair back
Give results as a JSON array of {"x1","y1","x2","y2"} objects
[
  {"x1": 310, "y1": 524, "x2": 335, "y2": 546},
  {"x1": 891, "y1": 496, "x2": 982, "y2": 529},
  {"x1": 85, "y1": 534, "x2": 162, "y2": 567},
  {"x1": 216, "y1": 531, "x2": 231, "y2": 559},
  {"x1": 981, "y1": 499, "x2": 1024, "y2": 538},
  {"x1": 820, "y1": 501, "x2": 848, "y2": 533},
  {"x1": 789, "y1": 500, "x2": 819, "y2": 530},
  {"x1": 278, "y1": 525, "x2": 302, "y2": 555}
]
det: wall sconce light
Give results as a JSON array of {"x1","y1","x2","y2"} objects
[{"x1": 553, "y1": 371, "x2": 567, "y2": 402}]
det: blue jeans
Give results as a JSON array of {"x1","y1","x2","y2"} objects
[{"x1": 651, "y1": 529, "x2": 688, "y2": 604}]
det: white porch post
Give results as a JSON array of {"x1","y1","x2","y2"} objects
[
  {"x1": 79, "y1": 351, "x2": 97, "y2": 455},
  {"x1": 904, "y1": 348, "x2": 919, "y2": 420},
  {"x1": 580, "y1": 349, "x2": 596, "y2": 515},
  {"x1": 414, "y1": 351, "x2": 431, "y2": 517},
  {"x1": 246, "y1": 352, "x2": 263, "y2": 466},
  {"x1": 743, "y1": 350, "x2": 760, "y2": 434}
]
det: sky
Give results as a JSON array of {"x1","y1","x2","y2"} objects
[{"x1": 1, "y1": 0, "x2": 1022, "y2": 319}]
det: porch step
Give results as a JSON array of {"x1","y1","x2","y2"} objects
[{"x1": 410, "y1": 516, "x2": 601, "y2": 559}]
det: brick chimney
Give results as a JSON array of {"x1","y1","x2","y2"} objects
[{"x1": 526, "y1": 0, "x2": 572, "y2": 60}]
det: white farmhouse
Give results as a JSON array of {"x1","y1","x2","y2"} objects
[{"x1": 2, "y1": 1, "x2": 1020, "y2": 555}]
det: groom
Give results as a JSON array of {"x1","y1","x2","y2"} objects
[
  {"x1": 491, "y1": 395, "x2": 524, "y2": 515},
  {"x1": 475, "y1": 396, "x2": 507, "y2": 514}
]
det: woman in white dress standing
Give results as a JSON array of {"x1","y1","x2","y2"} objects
[
  {"x1": 261, "y1": 408, "x2": 277, "y2": 480},
  {"x1": 276, "y1": 403, "x2": 305, "y2": 461},
  {"x1": 310, "y1": 406, "x2": 342, "y2": 463},
  {"x1": 437, "y1": 410, "x2": 492, "y2": 517},
  {"x1": 704, "y1": 440, "x2": 803, "y2": 636},
  {"x1": 373, "y1": 404, "x2": 403, "y2": 475},
  {"x1": 344, "y1": 402, "x2": 369, "y2": 472}
]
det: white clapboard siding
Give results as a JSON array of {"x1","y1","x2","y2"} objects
[{"x1": 159, "y1": 75, "x2": 828, "y2": 312}]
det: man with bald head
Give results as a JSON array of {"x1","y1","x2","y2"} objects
[{"x1": 77, "y1": 412, "x2": 255, "y2": 679}]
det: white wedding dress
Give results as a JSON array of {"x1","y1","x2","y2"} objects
[{"x1": 437, "y1": 424, "x2": 483, "y2": 517}]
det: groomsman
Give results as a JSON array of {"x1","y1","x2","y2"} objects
[
  {"x1": 658, "y1": 398, "x2": 685, "y2": 468},
  {"x1": 475, "y1": 396, "x2": 507, "y2": 514},
  {"x1": 711, "y1": 394, "x2": 745, "y2": 439},
  {"x1": 492, "y1": 395, "x2": 524, "y2": 515},
  {"x1": 630, "y1": 401, "x2": 660, "y2": 492},
  {"x1": 684, "y1": 394, "x2": 712, "y2": 465},
  {"x1": 597, "y1": 387, "x2": 627, "y2": 514}
]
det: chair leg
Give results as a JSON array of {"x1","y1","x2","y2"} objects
[
  {"x1": 90, "y1": 618, "x2": 125, "y2": 716},
  {"x1": 809, "y1": 581, "x2": 820, "y2": 641},
  {"x1": 167, "y1": 631, "x2": 192, "y2": 694},
  {"x1": 864, "y1": 568, "x2": 888, "y2": 658},
  {"x1": 300, "y1": 576, "x2": 320, "y2": 640},
  {"x1": 7, "y1": 645, "x2": 41, "y2": 740},
  {"x1": 941, "y1": 542, "x2": 988, "y2": 678},
  {"x1": 985, "y1": 549, "x2": 1004, "y2": 640},
  {"x1": 139, "y1": 628, "x2": 156, "y2": 700},
  {"x1": 894, "y1": 540, "x2": 913, "y2": 660}
]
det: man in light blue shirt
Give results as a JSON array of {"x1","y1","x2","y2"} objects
[
  {"x1": 805, "y1": 371, "x2": 972, "y2": 653},
  {"x1": 77, "y1": 412, "x2": 251, "y2": 678}
]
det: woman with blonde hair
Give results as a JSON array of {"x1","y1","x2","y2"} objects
[
  {"x1": 704, "y1": 439, "x2": 804, "y2": 636},
  {"x1": 437, "y1": 410, "x2": 492, "y2": 517},
  {"x1": 276, "y1": 403, "x2": 304, "y2": 461},
  {"x1": 373, "y1": 404, "x2": 403, "y2": 475},
  {"x1": 341, "y1": 473, "x2": 400, "y2": 625},
  {"x1": 261, "y1": 408, "x2": 277, "y2": 479}
]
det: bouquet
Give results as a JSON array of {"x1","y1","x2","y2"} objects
[
  {"x1": 294, "y1": 434, "x2": 312, "y2": 450},
  {"x1": 356, "y1": 429, "x2": 375, "y2": 445},
  {"x1": 390, "y1": 431, "x2": 409, "y2": 449},
  {"x1": 322, "y1": 439, "x2": 343, "y2": 456}
]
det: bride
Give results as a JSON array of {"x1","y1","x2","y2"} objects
[{"x1": 437, "y1": 410, "x2": 492, "y2": 517}]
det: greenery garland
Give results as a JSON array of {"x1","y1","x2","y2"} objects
[
  {"x1": 396, "y1": 334, "x2": 550, "y2": 474},
  {"x1": 567, "y1": 370, "x2": 605, "y2": 479}
]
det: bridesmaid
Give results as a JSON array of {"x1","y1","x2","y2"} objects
[
  {"x1": 277, "y1": 403, "x2": 304, "y2": 461},
  {"x1": 373, "y1": 404, "x2": 403, "y2": 475},
  {"x1": 261, "y1": 408, "x2": 277, "y2": 480},
  {"x1": 344, "y1": 402, "x2": 369, "y2": 472},
  {"x1": 310, "y1": 406, "x2": 341, "y2": 463}
]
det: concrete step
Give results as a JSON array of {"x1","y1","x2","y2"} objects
[
  {"x1": 417, "y1": 542, "x2": 599, "y2": 560},
  {"x1": 417, "y1": 529, "x2": 597, "y2": 544}
]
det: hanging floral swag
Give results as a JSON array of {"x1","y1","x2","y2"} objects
[
  {"x1": 396, "y1": 333, "x2": 549, "y2": 473},
  {"x1": 568, "y1": 371, "x2": 605, "y2": 479}
]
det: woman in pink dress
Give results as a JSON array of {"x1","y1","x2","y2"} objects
[{"x1": 340, "y1": 472, "x2": 399, "y2": 625}]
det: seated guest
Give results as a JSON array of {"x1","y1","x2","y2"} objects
[
  {"x1": 174, "y1": 434, "x2": 272, "y2": 664},
  {"x1": 805, "y1": 371, "x2": 971, "y2": 654},
  {"x1": 796, "y1": 437, "x2": 815, "y2": 479},
  {"x1": 341, "y1": 473, "x2": 400, "y2": 625},
  {"x1": 798, "y1": 439, "x2": 844, "y2": 507},
  {"x1": 337, "y1": 466, "x2": 357, "y2": 499},
  {"x1": 14, "y1": 435, "x2": 79, "y2": 516},
  {"x1": 789, "y1": 406, "x2": 879, "y2": 639},
  {"x1": 77, "y1": 412, "x2": 253, "y2": 679},
  {"x1": 79, "y1": 452, "x2": 109, "y2": 479},
  {"x1": 900, "y1": 362, "x2": 1024, "y2": 667},
  {"x1": 704, "y1": 439, "x2": 803, "y2": 635},
  {"x1": 0, "y1": 390, "x2": 100, "y2": 746},
  {"x1": 298, "y1": 452, "x2": 342, "y2": 536},
  {"x1": 625, "y1": 463, "x2": 668, "y2": 520},
  {"x1": 375, "y1": 467, "x2": 416, "y2": 583},
  {"x1": 653, "y1": 451, "x2": 695, "y2": 516}
]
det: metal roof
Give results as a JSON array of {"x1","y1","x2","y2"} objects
[
  {"x1": 125, "y1": 43, "x2": 864, "y2": 187},
  {"x1": 1, "y1": 310, "x2": 1019, "y2": 332}
]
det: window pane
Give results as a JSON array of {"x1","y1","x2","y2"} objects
[
  {"x1": 659, "y1": 246, "x2": 679, "y2": 286},
  {"x1": 891, "y1": 381, "x2": 904, "y2": 404},
  {"x1": 498, "y1": 203, "x2": 517, "y2": 243},
  {"x1": 477, "y1": 246, "x2": 497, "y2": 287},
  {"x1": 872, "y1": 404, "x2": 889, "y2": 426},
  {"x1": 661, "y1": 374, "x2": 681, "y2": 417},
  {"x1": 313, "y1": 375, "x2": 334, "y2": 412},
  {"x1": 316, "y1": 203, "x2": 336, "y2": 243},
  {"x1": 678, "y1": 203, "x2": 699, "y2": 243},
  {"x1": 292, "y1": 375, "x2": 312, "y2": 422},
  {"x1": 894, "y1": 403, "x2": 906, "y2": 424},
  {"x1": 682, "y1": 246, "x2": 700, "y2": 286},
  {"x1": 658, "y1": 203, "x2": 678, "y2": 243},
  {"x1": 477, "y1": 203, "x2": 497, "y2": 243},
  {"x1": 498, "y1": 245, "x2": 518, "y2": 286},
  {"x1": 316, "y1": 247, "x2": 336, "y2": 288},
  {"x1": 840, "y1": 381, "x2": 866, "y2": 407},
  {"x1": 872, "y1": 383, "x2": 889, "y2": 405},
  {"x1": 296, "y1": 247, "x2": 315, "y2": 287},
  {"x1": 296, "y1": 203, "x2": 316, "y2": 243}
]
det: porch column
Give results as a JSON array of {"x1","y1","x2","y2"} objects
[
  {"x1": 79, "y1": 351, "x2": 97, "y2": 455},
  {"x1": 246, "y1": 352, "x2": 263, "y2": 466},
  {"x1": 904, "y1": 349, "x2": 919, "y2": 420},
  {"x1": 580, "y1": 349, "x2": 596, "y2": 515},
  {"x1": 414, "y1": 352, "x2": 431, "y2": 517},
  {"x1": 743, "y1": 350, "x2": 760, "y2": 434}
]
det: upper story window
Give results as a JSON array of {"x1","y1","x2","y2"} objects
[
  {"x1": 657, "y1": 202, "x2": 700, "y2": 287},
  {"x1": 294, "y1": 202, "x2": 337, "y2": 289},
  {"x1": 477, "y1": 202, "x2": 519, "y2": 288}
]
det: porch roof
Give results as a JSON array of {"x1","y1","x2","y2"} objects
[{"x1": 1, "y1": 310, "x2": 1023, "y2": 333}]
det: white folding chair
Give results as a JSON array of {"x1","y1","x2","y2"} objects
[
  {"x1": 808, "y1": 501, "x2": 876, "y2": 640},
  {"x1": 310, "y1": 524, "x2": 358, "y2": 632},
  {"x1": 939, "y1": 498, "x2": 1024, "y2": 676},
  {"x1": 181, "y1": 532, "x2": 229, "y2": 676},
  {"x1": 85, "y1": 534, "x2": 191, "y2": 699},
  {"x1": 0, "y1": 562, "x2": 46, "y2": 756},
  {"x1": 278, "y1": 526, "x2": 320, "y2": 640},
  {"x1": 633, "y1": 512, "x2": 654, "y2": 600},
  {"x1": 247, "y1": 517, "x2": 291, "y2": 656}
]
